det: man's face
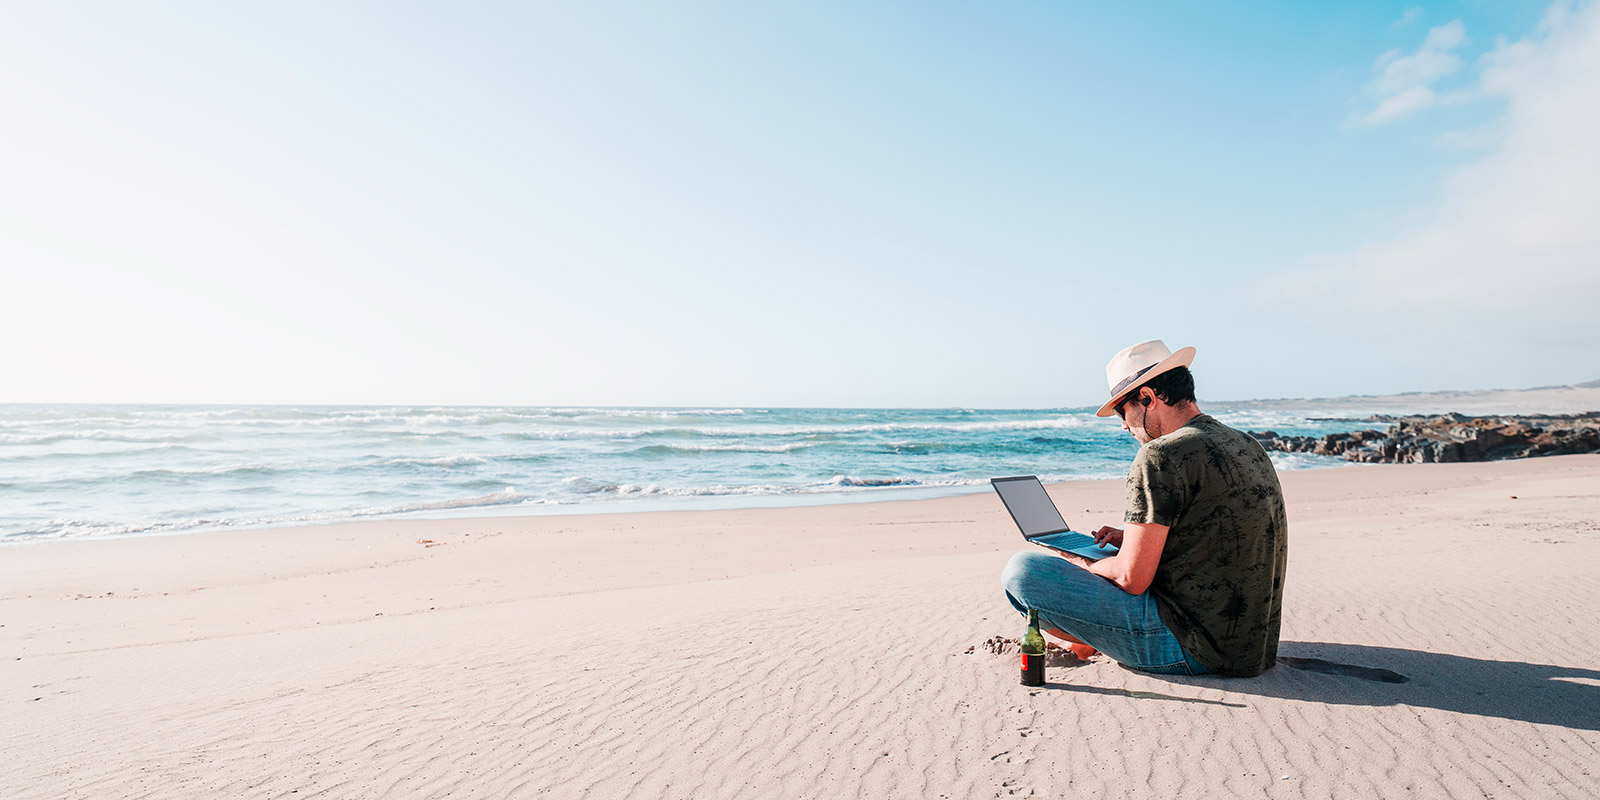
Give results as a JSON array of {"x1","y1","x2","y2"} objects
[{"x1": 1115, "y1": 389, "x2": 1155, "y2": 444}]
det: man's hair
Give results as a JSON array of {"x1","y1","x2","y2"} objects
[{"x1": 1142, "y1": 366, "x2": 1196, "y2": 407}]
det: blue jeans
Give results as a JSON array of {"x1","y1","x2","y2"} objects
[{"x1": 1001, "y1": 550, "x2": 1209, "y2": 676}]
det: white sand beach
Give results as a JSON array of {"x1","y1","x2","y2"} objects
[
  {"x1": 5, "y1": 454, "x2": 1599, "y2": 798},
  {"x1": 9, "y1": 1, "x2": 1600, "y2": 796}
]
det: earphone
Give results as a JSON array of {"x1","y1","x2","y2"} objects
[{"x1": 1115, "y1": 388, "x2": 1154, "y2": 418}]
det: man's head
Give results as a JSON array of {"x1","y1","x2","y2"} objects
[{"x1": 1097, "y1": 339, "x2": 1200, "y2": 443}]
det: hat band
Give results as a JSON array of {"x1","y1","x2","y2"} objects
[{"x1": 1109, "y1": 364, "x2": 1156, "y2": 398}]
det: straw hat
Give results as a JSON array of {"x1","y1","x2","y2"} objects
[{"x1": 1095, "y1": 340, "x2": 1197, "y2": 417}]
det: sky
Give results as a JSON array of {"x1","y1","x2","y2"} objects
[{"x1": 2, "y1": 1, "x2": 1597, "y2": 408}]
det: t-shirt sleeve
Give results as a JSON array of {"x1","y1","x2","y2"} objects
[{"x1": 1124, "y1": 443, "x2": 1186, "y2": 528}]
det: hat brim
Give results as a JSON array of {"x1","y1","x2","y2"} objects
[{"x1": 1094, "y1": 346, "x2": 1196, "y2": 417}]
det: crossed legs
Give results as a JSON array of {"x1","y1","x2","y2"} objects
[{"x1": 1000, "y1": 550, "x2": 1205, "y2": 675}]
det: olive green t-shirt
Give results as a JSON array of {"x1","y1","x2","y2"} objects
[{"x1": 1125, "y1": 414, "x2": 1288, "y2": 676}]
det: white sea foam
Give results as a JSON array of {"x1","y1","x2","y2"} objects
[
  {"x1": 500, "y1": 427, "x2": 662, "y2": 441},
  {"x1": 759, "y1": 417, "x2": 1091, "y2": 438},
  {"x1": 0, "y1": 488, "x2": 541, "y2": 543},
  {"x1": 379, "y1": 454, "x2": 491, "y2": 467},
  {"x1": 373, "y1": 488, "x2": 526, "y2": 514},
  {"x1": 540, "y1": 407, "x2": 749, "y2": 418},
  {"x1": 552, "y1": 473, "x2": 1001, "y2": 500},
  {"x1": 0, "y1": 441, "x2": 188, "y2": 461},
  {"x1": 0, "y1": 429, "x2": 203, "y2": 445},
  {"x1": 634, "y1": 442, "x2": 817, "y2": 455},
  {"x1": 561, "y1": 416, "x2": 1095, "y2": 442},
  {"x1": 124, "y1": 462, "x2": 290, "y2": 479},
  {"x1": 1265, "y1": 451, "x2": 1357, "y2": 471}
]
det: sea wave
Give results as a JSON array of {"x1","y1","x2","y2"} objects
[
  {"x1": 538, "y1": 407, "x2": 750, "y2": 418},
  {"x1": 125, "y1": 463, "x2": 290, "y2": 480},
  {"x1": 0, "y1": 429, "x2": 208, "y2": 446},
  {"x1": 870, "y1": 442, "x2": 946, "y2": 455},
  {"x1": 631, "y1": 442, "x2": 818, "y2": 456},
  {"x1": 555, "y1": 473, "x2": 998, "y2": 499},
  {"x1": 0, "y1": 442, "x2": 193, "y2": 461},
  {"x1": 675, "y1": 417, "x2": 1093, "y2": 439},
  {"x1": 1, "y1": 488, "x2": 532, "y2": 542},
  {"x1": 496, "y1": 417, "x2": 1090, "y2": 443},
  {"x1": 378, "y1": 454, "x2": 491, "y2": 467},
  {"x1": 3, "y1": 516, "x2": 221, "y2": 541},
  {"x1": 370, "y1": 488, "x2": 526, "y2": 514},
  {"x1": 1264, "y1": 451, "x2": 1354, "y2": 471},
  {"x1": 499, "y1": 427, "x2": 661, "y2": 441}
]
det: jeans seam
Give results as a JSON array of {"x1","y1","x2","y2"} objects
[
  {"x1": 1044, "y1": 616, "x2": 1170, "y2": 638},
  {"x1": 1133, "y1": 659, "x2": 1195, "y2": 675}
]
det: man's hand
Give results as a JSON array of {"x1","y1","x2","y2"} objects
[
  {"x1": 1049, "y1": 549, "x2": 1095, "y2": 569},
  {"x1": 1090, "y1": 525, "x2": 1124, "y2": 550}
]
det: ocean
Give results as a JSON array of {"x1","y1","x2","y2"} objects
[{"x1": 0, "y1": 404, "x2": 1373, "y2": 543}]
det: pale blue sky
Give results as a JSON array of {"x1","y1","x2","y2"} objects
[{"x1": 2, "y1": 1, "x2": 1596, "y2": 407}]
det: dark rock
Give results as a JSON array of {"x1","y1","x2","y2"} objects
[{"x1": 1249, "y1": 411, "x2": 1600, "y2": 465}]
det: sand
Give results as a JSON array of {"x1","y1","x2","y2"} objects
[
  {"x1": 1224, "y1": 382, "x2": 1600, "y2": 417},
  {"x1": 4, "y1": 455, "x2": 1599, "y2": 799}
]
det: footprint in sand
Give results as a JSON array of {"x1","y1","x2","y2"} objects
[{"x1": 966, "y1": 636, "x2": 1090, "y2": 668}]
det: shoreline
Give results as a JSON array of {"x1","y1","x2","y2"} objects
[
  {"x1": 0, "y1": 473, "x2": 1034, "y2": 548},
  {"x1": 0, "y1": 457, "x2": 1369, "y2": 549}
]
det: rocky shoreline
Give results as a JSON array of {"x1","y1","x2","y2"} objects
[{"x1": 1250, "y1": 412, "x2": 1600, "y2": 464}]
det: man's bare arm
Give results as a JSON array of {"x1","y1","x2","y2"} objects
[{"x1": 1087, "y1": 522, "x2": 1168, "y2": 595}]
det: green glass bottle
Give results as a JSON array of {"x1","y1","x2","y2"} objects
[{"x1": 1021, "y1": 609, "x2": 1046, "y2": 686}]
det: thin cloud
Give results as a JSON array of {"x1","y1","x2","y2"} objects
[
  {"x1": 1392, "y1": 7, "x2": 1425, "y2": 30},
  {"x1": 1262, "y1": 1, "x2": 1600, "y2": 371},
  {"x1": 1354, "y1": 20, "x2": 1470, "y2": 126}
]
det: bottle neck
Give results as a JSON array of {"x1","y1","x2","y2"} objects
[{"x1": 1026, "y1": 609, "x2": 1039, "y2": 627}]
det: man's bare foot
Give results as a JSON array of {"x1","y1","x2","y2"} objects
[{"x1": 1043, "y1": 628, "x2": 1098, "y2": 659}]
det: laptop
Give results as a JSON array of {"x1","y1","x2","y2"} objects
[{"x1": 991, "y1": 475, "x2": 1119, "y2": 560}]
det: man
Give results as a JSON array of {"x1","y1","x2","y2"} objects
[{"x1": 1000, "y1": 340, "x2": 1287, "y2": 677}]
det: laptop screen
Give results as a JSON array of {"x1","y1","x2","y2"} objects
[{"x1": 991, "y1": 476, "x2": 1070, "y2": 538}]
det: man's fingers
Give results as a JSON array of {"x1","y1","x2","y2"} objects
[{"x1": 1090, "y1": 526, "x2": 1123, "y2": 548}]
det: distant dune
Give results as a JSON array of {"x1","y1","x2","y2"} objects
[{"x1": 1221, "y1": 381, "x2": 1600, "y2": 417}]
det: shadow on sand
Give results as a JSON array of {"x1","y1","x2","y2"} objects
[
  {"x1": 1037, "y1": 681, "x2": 1249, "y2": 708},
  {"x1": 1168, "y1": 641, "x2": 1600, "y2": 731}
]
